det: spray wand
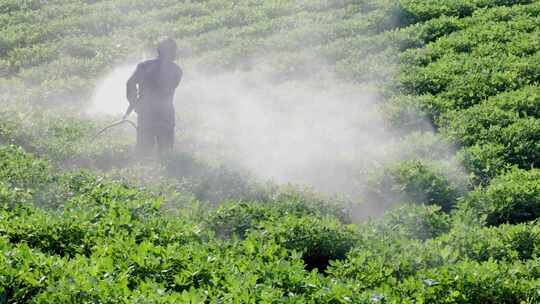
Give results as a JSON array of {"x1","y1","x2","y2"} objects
[
  {"x1": 91, "y1": 104, "x2": 137, "y2": 141},
  {"x1": 123, "y1": 102, "x2": 136, "y2": 120},
  {"x1": 91, "y1": 103, "x2": 182, "y2": 141}
]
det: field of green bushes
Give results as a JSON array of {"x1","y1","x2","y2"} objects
[{"x1": 1, "y1": 0, "x2": 540, "y2": 302}]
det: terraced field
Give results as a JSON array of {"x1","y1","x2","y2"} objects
[{"x1": 1, "y1": 0, "x2": 540, "y2": 302}]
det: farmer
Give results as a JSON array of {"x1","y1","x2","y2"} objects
[{"x1": 125, "y1": 38, "x2": 183, "y2": 156}]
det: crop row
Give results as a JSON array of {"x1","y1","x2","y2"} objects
[
  {"x1": 392, "y1": 1, "x2": 540, "y2": 189},
  {"x1": 2, "y1": 144, "x2": 540, "y2": 302}
]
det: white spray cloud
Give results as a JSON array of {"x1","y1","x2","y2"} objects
[
  {"x1": 87, "y1": 65, "x2": 136, "y2": 116},
  {"x1": 88, "y1": 62, "x2": 402, "y2": 197},
  {"x1": 84, "y1": 0, "x2": 414, "y2": 200}
]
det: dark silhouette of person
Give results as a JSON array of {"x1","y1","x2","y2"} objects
[{"x1": 126, "y1": 38, "x2": 182, "y2": 156}]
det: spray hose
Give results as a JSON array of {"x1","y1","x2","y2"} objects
[
  {"x1": 91, "y1": 119, "x2": 182, "y2": 142},
  {"x1": 92, "y1": 119, "x2": 137, "y2": 141}
]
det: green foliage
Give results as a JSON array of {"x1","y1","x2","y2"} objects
[
  {"x1": 256, "y1": 215, "x2": 358, "y2": 272},
  {"x1": 376, "y1": 204, "x2": 452, "y2": 240},
  {"x1": 393, "y1": 132, "x2": 457, "y2": 161},
  {"x1": 327, "y1": 218, "x2": 540, "y2": 302},
  {"x1": 161, "y1": 153, "x2": 268, "y2": 204},
  {"x1": 398, "y1": 0, "x2": 534, "y2": 24},
  {"x1": 395, "y1": 1, "x2": 540, "y2": 216},
  {"x1": 366, "y1": 159, "x2": 467, "y2": 212},
  {"x1": 457, "y1": 143, "x2": 511, "y2": 185},
  {"x1": 440, "y1": 86, "x2": 540, "y2": 153},
  {"x1": 0, "y1": 145, "x2": 52, "y2": 190},
  {"x1": 393, "y1": 259, "x2": 540, "y2": 303},
  {"x1": 460, "y1": 168, "x2": 540, "y2": 225},
  {"x1": 328, "y1": 226, "x2": 461, "y2": 292},
  {"x1": 204, "y1": 199, "x2": 357, "y2": 272},
  {"x1": 502, "y1": 118, "x2": 540, "y2": 168},
  {"x1": 382, "y1": 95, "x2": 434, "y2": 132},
  {"x1": 438, "y1": 222, "x2": 540, "y2": 261},
  {"x1": 205, "y1": 202, "x2": 271, "y2": 238},
  {"x1": 2, "y1": 0, "x2": 540, "y2": 302}
]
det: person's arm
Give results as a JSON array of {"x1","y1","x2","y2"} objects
[
  {"x1": 174, "y1": 66, "x2": 183, "y2": 89},
  {"x1": 125, "y1": 64, "x2": 142, "y2": 118}
]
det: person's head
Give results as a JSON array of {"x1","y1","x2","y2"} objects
[{"x1": 157, "y1": 38, "x2": 177, "y2": 62}]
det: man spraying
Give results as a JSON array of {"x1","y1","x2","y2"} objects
[{"x1": 125, "y1": 38, "x2": 183, "y2": 156}]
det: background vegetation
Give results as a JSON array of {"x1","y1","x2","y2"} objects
[{"x1": 1, "y1": 0, "x2": 540, "y2": 302}]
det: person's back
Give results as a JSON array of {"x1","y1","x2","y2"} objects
[{"x1": 126, "y1": 38, "x2": 182, "y2": 156}]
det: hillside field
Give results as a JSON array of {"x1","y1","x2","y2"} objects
[{"x1": 1, "y1": 0, "x2": 540, "y2": 303}]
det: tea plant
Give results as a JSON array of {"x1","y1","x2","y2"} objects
[{"x1": 2, "y1": 0, "x2": 540, "y2": 302}]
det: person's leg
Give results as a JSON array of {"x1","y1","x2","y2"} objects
[
  {"x1": 156, "y1": 125, "x2": 174, "y2": 156},
  {"x1": 136, "y1": 126, "x2": 155, "y2": 157}
]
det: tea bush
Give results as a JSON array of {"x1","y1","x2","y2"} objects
[
  {"x1": 254, "y1": 215, "x2": 359, "y2": 272},
  {"x1": 393, "y1": 259, "x2": 540, "y2": 303},
  {"x1": 366, "y1": 159, "x2": 467, "y2": 212},
  {"x1": 2, "y1": 0, "x2": 540, "y2": 302},
  {"x1": 438, "y1": 222, "x2": 540, "y2": 261},
  {"x1": 374, "y1": 204, "x2": 452, "y2": 240},
  {"x1": 460, "y1": 168, "x2": 540, "y2": 225}
]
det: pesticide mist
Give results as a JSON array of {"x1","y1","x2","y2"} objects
[
  {"x1": 85, "y1": 1, "x2": 454, "y2": 202},
  {"x1": 88, "y1": 62, "x2": 409, "y2": 197}
]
